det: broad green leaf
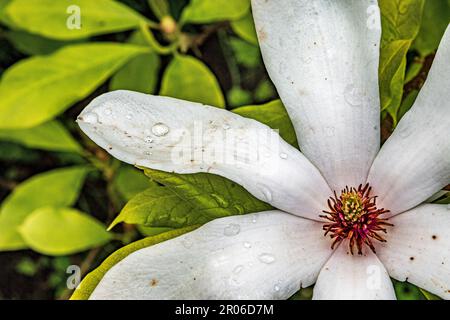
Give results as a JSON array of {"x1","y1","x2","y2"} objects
[
  {"x1": 379, "y1": 0, "x2": 425, "y2": 125},
  {"x1": 0, "y1": 120, "x2": 81, "y2": 153},
  {"x1": 233, "y1": 100, "x2": 298, "y2": 148},
  {"x1": 393, "y1": 280, "x2": 426, "y2": 300},
  {"x1": 227, "y1": 87, "x2": 252, "y2": 107},
  {"x1": 3, "y1": 0, "x2": 148, "y2": 40},
  {"x1": 230, "y1": 11, "x2": 258, "y2": 45},
  {"x1": 419, "y1": 288, "x2": 441, "y2": 300},
  {"x1": 229, "y1": 37, "x2": 261, "y2": 68},
  {"x1": 138, "y1": 225, "x2": 174, "y2": 237},
  {"x1": 110, "y1": 31, "x2": 161, "y2": 94},
  {"x1": 254, "y1": 79, "x2": 277, "y2": 103},
  {"x1": 0, "y1": 43, "x2": 148, "y2": 129},
  {"x1": 112, "y1": 165, "x2": 157, "y2": 202},
  {"x1": 0, "y1": 166, "x2": 89, "y2": 250},
  {"x1": 147, "y1": 0, "x2": 170, "y2": 20},
  {"x1": 110, "y1": 168, "x2": 272, "y2": 229},
  {"x1": 70, "y1": 226, "x2": 198, "y2": 300},
  {"x1": 413, "y1": 0, "x2": 450, "y2": 56},
  {"x1": 160, "y1": 55, "x2": 225, "y2": 108},
  {"x1": 19, "y1": 207, "x2": 112, "y2": 256},
  {"x1": 181, "y1": 0, "x2": 250, "y2": 24},
  {"x1": 6, "y1": 30, "x2": 82, "y2": 55}
]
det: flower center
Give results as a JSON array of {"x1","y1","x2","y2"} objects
[{"x1": 320, "y1": 183, "x2": 393, "y2": 255}]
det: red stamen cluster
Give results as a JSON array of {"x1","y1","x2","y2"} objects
[{"x1": 320, "y1": 183, "x2": 393, "y2": 255}]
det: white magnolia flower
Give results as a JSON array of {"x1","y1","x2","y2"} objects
[{"x1": 77, "y1": 0, "x2": 450, "y2": 300}]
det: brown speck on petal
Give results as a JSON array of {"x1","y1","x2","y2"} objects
[{"x1": 150, "y1": 279, "x2": 158, "y2": 287}]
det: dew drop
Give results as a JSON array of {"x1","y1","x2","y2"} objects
[
  {"x1": 243, "y1": 241, "x2": 251, "y2": 249},
  {"x1": 251, "y1": 216, "x2": 258, "y2": 224},
  {"x1": 81, "y1": 112, "x2": 99, "y2": 124},
  {"x1": 144, "y1": 151, "x2": 152, "y2": 156},
  {"x1": 274, "y1": 285, "x2": 280, "y2": 292},
  {"x1": 259, "y1": 185, "x2": 273, "y2": 202},
  {"x1": 258, "y1": 253, "x2": 275, "y2": 264},
  {"x1": 233, "y1": 265, "x2": 244, "y2": 274},
  {"x1": 224, "y1": 224, "x2": 240, "y2": 236},
  {"x1": 144, "y1": 136, "x2": 154, "y2": 143},
  {"x1": 323, "y1": 126, "x2": 335, "y2": 137},
  {"x1": 279, "y1": 152, "x2": 288, "y2": 159},
  {"x1": 344, "y1": 84, "x2": 364, "y2": 107},
  {"x1": 181, "y1": 239, "x2": 193, "y2": 249},
  {"x1": 151, "y1": 122, "x2": 170, "y2": 137},
  {"x1": 398, "y1": 126, "x2": 412, "y2": 138},
  {"x1": 126, "y1": 113, "x2": 133, "y2": 120},
  {"x1": 222, "y1": 123, "x2": 231, "y2": 130}
]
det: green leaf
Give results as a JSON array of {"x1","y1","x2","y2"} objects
[
  {"x1": 0, "y1": 43, "x2": 148, "y2": 129},
  {"x1": 112, "y1": 165, "x2": 157, "y2": 202},
  {"x1": 3, "y1": 0, "x2": 148, "y2": 40},
  {"x1": 181, "y1": 0, "x2": 249, "y2": 24},
  {"x1": 137, "y1": 225, "x2": 174, "y2": 237},
  {"x1": 147, "y1": 0, "x2": 170, "y2": 20},
  {"x1": 393, "y1": 280, "x2": 425, "y2": 300},
  {"x1": 6, "y1": 30, "x2": 81, "y2": 55},
  {"x1": 230, "y1": 11, "x2": 258, "y2": 45},
  {"x1": 110, "y1": 168, "x2": 272, "y2": 230},
  {"x1": 379, "y1": 0, "x2": 425, "y2": 124},
  {"x1": 413, "y1": 0, "x2": 450, "y2": 56},
  {"x1": 227, "y1": 87, "x2": 252, "y2": 107},
  {"x1": 19, "y1": 207, "x2": 112, "y2": 256},
  {"x1": 419, "y1": 288, "x2": 441, "y2": 300},
  {"x1": 160, "y1": 55, "x2": 225, "y2": 108},
  {"x1": 110, "y1": 31, "x2": 161, "y2": 94},
  {"x1": 0, "y1": 120, "x2": 82, "y2": 153},
  {"x1": 0, "y1": 166, "x2": 89, "y2": 251},
  {"x1": 70, "y1": 225, "x2": 198, "y2": 300},
  {"x1": 233, "y1": 100, "x2": 298, "y2": 148},
  {"x1": 229, "y1": 37, "x2": 261, "y2": 68},
  {"x1": 254, "y1": 80, "x2": 277, "y2": 103}
]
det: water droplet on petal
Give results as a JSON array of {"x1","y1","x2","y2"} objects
[
  {"x1": 251, "y1": 216, "x2": 258, "y2": 224},
  {"x1": 344, "y1": 84, "x2": 364, "y2": 107},
  {"x1": 181, "y1": 239, "x2": 193, "y2": 249},
  {"x1": 224, "y1": 224, "x2": 240, "y2": 236},
  {"x1": 398, "y1": 126, "x2": 412, "y2": 138},
  {"x1": 144, "y1": 136, "x2": 154, "y2": 143},
  {"x1": 233, "y1": 265, "x2": 244, "y2": 274},
  {"x1": 243, "y1": 242, "x2": 251, "y2": 249},
  {"x1": 152, "y1": 123, "x2": 170, "y2": 137},
  {"x1": 323, "y1": 126, "x2": 335, "y2": 137},
  {"x1": 274, "y1": 285, "x2": 280, "y2": 292},
  {"x1": 222, "y1": 123, "x2": 231, "y2": 130},
  {"x1": 279, "y1": 152, "x2": 288, "y2": 159},
  {"x1": 81, "y1": 112, "x2": 99, "y2": 124},
  {"x1": 258, "y1": 253, "x2": 275, "y2": 264},
  {"x1": 258, "y1": 185, "x2": 273, "y2": 202},
  {"x1": 126, "y1": 113, "x2": 133, "y2": 120}
]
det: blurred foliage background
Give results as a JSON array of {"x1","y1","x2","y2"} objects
[{"x1": 0, "y1": 0, "x2": 448, "y2": 299}]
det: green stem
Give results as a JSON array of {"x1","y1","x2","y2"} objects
[{"x1": 139, "y1": 22, "x2": 177, "y2": 55}]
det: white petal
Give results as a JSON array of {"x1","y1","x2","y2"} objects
[
  {"x1": 376, "y1": 204, "x2": 450, "y2": 300},
  {"x1": 90, "y1": 211, "x2": 332, "y2": 299},
  {"x1": 368, "y1": 26, "x2": 450, "y2": 216},
  {"x1": 77, "y1": 90, "x2": 331, "y2": 220},
  {"x1": 252, "y1": 0, "x2": 381, "y2": 191},
  {"x1": 313, "y1": 242, "x2": 396, "y2": 300}
]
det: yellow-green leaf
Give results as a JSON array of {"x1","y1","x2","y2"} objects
[
  {"x1": 0, "y1": 166, "x2": 89, "y2": 251},
  {"x1": 379, "y1": 0, "x2": 425, "y2": 124},
  {"x1": 19, "y1": 207, "x2": 112, "y2": 256},
  {"x1": 160, "y1": 55, "x2": 225, "y2": 108},
  {"x1": 0, "y1": 120, "x2": 81, "y2": 153},
  {"x1": 181, "y1": 0, "x2": 250, "y2": 24},
  {"x1": 0, "y1": 43, "x2": 148, "y2": 129},
  {"x1": 110, "y1": 31, "x2": 161, "y2": 94},
  {"x1": 3, "y1": 0, "x2": 148, "y2": 40},
  {"x1": 230, "y1": 11, "x2": 258, "y2": 45}
]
